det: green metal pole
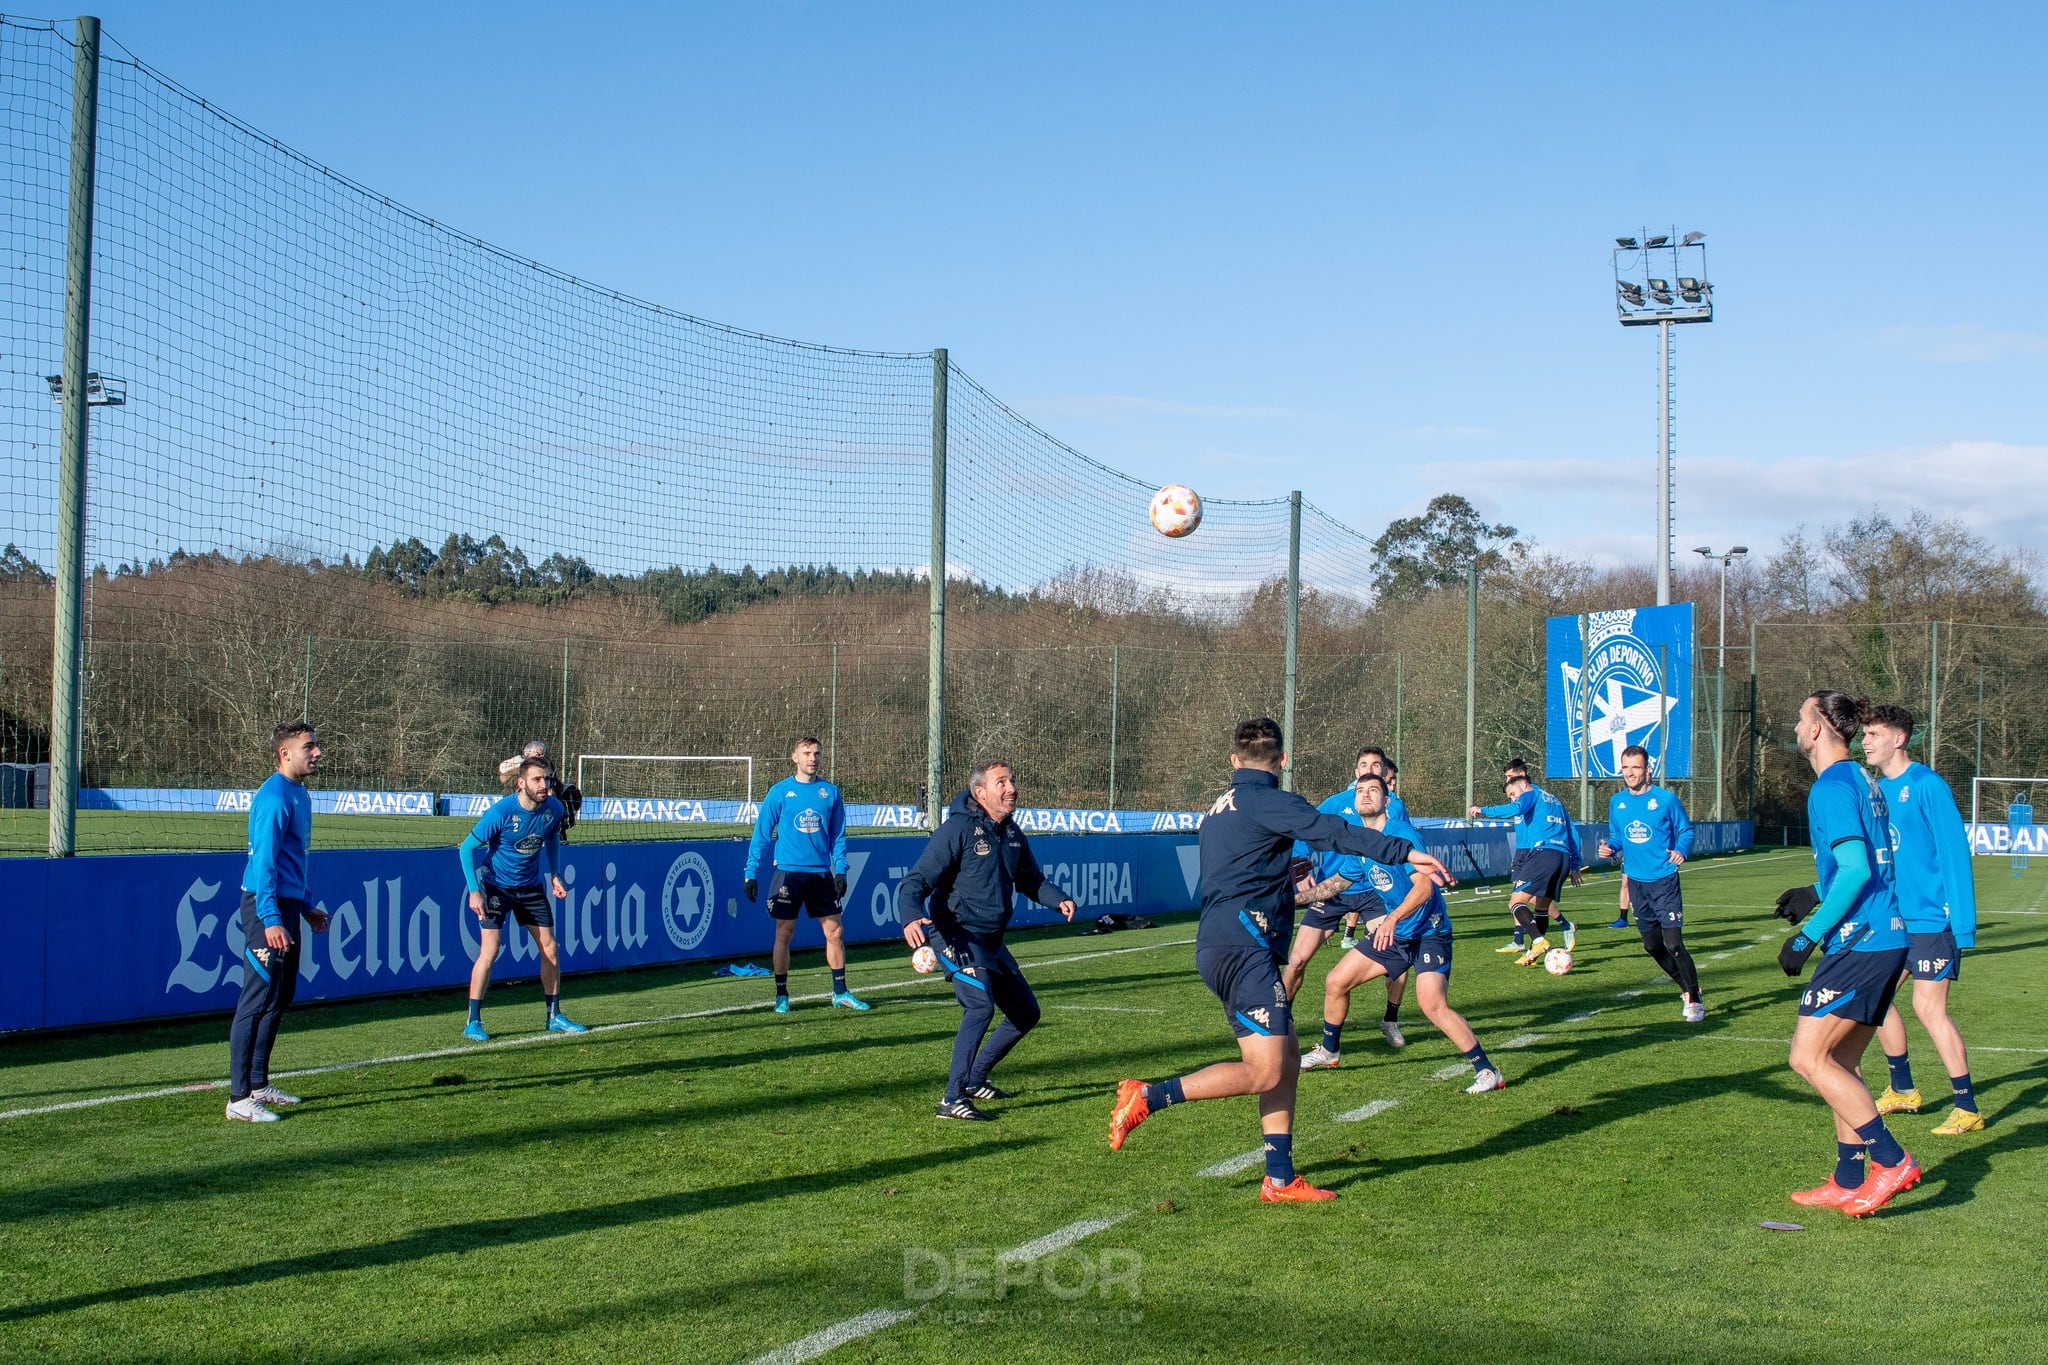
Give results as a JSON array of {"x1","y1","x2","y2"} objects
[
  {"x1": 1108, "y1": 644, "x2": 1119, "y2": 809},
  {"x1": 1747, "y1": 621, "x2": 1759, "y2": 822},
  {"x1": 1927, "y1": 620, "x2": 1939, "y2": 768},
  {"x1": 829, "y1": 640, "x2": 838, "y2": 782},
  {"x1": 1394, "y1": 651, "x2": 1403, "y2": 771},
  {"x1": 303, "y1": 636, "x2": 313, "y2": 722},
  {"x1": 1464, "y1": 562, "x2": 1477, "y2": 813},
  {"x1": 559, "y1": 638, "x2": 570, "y2": 766},
  {"x1": 49, "y1": 16, "x2": 101, "y2": 859},
  {"x1": 925, "y1": 348, "x2": 948, "y2": 828},
  {"x1": 1282, "y1": 491, "x2": 1300, "y2": 792}
]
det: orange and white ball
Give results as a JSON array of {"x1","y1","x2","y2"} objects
[{"x1": 1149, "y1": 484, "x2": 1203, "y2": 538}]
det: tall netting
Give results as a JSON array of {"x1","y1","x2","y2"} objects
[{"x1": 3, "y1": 17, "x2": 1418, "y2": 852}]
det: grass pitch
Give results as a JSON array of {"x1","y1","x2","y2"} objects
[{"x1": 3, "y1": 850, "x2": 2046, "y2": 1363}]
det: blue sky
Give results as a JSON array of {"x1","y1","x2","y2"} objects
[{"x1": 73, "y1": 1, "x2": 2048, "y2": 570}]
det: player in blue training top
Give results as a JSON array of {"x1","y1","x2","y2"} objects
[
  {"x1": 1297, "y1": 773, "x2": 1504, "y2": 1091},
  {"x1": 460, "y1": 755, "x2": 582, "y2": 1040},
  {"x1": 1773, "y1": 691, "x2": 1918, "y2": 1217},
  {"x1": 1469, "y1": 757, "x2": 1583, "y2": 964},
  {"x1": 1597, "y1": 744, "x2": 1704, "y2": 1022},
  {"x1": 1108, "y1": 718, "x2": 1453, "y2": 1203},
  {"x1": 226, "y1": 720, "x2": 332, "y2": 1122},
  {"x1": 744, "y1": 736, "x2": 862, "y2": 1011},
  {"x1": 1286, "y1": 746, "x2": 1410, "y2": 1048},
  {"x1": 1861, "y1": 704, "x2": 1983, "y2": 1137}
]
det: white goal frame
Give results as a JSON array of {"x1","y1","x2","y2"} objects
[
  {"x1": 1970, "y1": 776, "x2": 2042, "y2": 863},
  {"x1": 575, "y1": 754, "x2": 755, "y2": 804}
]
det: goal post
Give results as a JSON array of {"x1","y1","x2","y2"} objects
[
  {"x1": 575, "y1": 755, "x2": 756, "y2": 805},
  {"x1": 1968, "y1": 776, "x2": 2042, "y2": 868}
]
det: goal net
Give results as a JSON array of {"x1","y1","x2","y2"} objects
[
  {"x1": 576, "y1": 755, "x2": 755, "y2": 806},
  {"x1": 1969, "y1": 777, "x2": 2043, "y2": 869}
]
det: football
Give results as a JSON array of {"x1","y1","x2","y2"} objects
[
  {"x1": 1543, "y1": 947, "x2": 1574, "y2": 976},
  {"x1": 910, "y1": 944, "x2": 939, "y2": 974},
  {"x1": 1149, "y1": 483, "x2": 1203, "y2": 538}
]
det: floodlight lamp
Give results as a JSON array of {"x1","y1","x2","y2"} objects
[
  {"x1": 1680, "y1": 290, "x2": 1703, "y2": 303},
  {"x1": 1647, "y1": 279, "x2": 1669, "y2": 291},
  {"x1": 1650, "y1": 292, "x2": 1674, "y2": 305},
  {"x1": 1682, "y1": 231, "x2": 1705, "y2": 244},
  {"x1": 1615, "y1": 236, "x2": 1639, "y2": 248},
  {"x1": 1644, "y1": 234, "x2": 1670, "y2": 247},
  {"x1": 1730, "y1": 546, "x2": 1749, "y2": 556},
  {"x1": 1693, "y1": 546, "x2": 1713, "y2": 557},
  {"x1": 1677, "y1": 277, "x2": 1699, "y2": 290}
]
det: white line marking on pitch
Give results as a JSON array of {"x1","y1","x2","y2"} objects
[
  {"x1": 1564, "y1": 1009, "x2": 1602, "y2": 1023},
  {"x1": 1335, "y1": 1098, "x2": 1402, "y2": 1123},
  {"x1": 1616, "y1": 989, "x2": 1648, "y2": 999},
  {"x1": 0, "y1": 937, "x2": 1198, "y2": 1124},
  {"x1": 1198, "y1": 1149, "x2": 1268, "y2": 1177},
  {"x1": 1045, "y1": 1005, "x2": 1164, "y2": 1014},
  {"x1": 750, "y1": 1307, "x2": 923, "y2": 1365},
  {"x1": 1429, "y1": 1063, "x2": 1471, "y2": 1081},
  {"x1": 999, "y1": 1213, "x2": 1132, "y2": 1263},
  {"x1": 1502, "y1": 1033, "x2": 1545, "y2": 1048}
]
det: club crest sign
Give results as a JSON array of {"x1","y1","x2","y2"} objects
[{"x1": 1546, "y1": 603, "x2": 1694, "y2": 780}]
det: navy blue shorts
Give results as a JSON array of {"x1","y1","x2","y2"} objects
[
  {"x1": 1512, "y1": 849, "x2": 1568, "y2": 902},
  {"x1": 1298, "y1": 895, "x2": 1372, "y2": 935},
  {"x1": 1351, "y1": 934, "x2": 1452, "y2": 978},
  {"x1": 1906, "y1": 929, "x2": 1960, "y2": 982},
  {"x1": 1798, "y1": 946, "x2": 1908, "y2": 1024},
  {"x1": 767, "y1": 870, "x2": 841, "y2": 921},
  {"x1": 1197, "y1": 945, "x2": 1293, "y2": 1040},
  {"x1": 1627, "y1": 874, "x2": 1684, "y2": 928},
  {"x1": 478, "y1": 883, "x2": 553, "y2": 932}
]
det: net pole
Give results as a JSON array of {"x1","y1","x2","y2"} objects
[
  {"x1": 559, "y1": 639, "x2": 570, "y2": 766},
  {"x1": 1464, "y1": 562, "x2": 1477, "y2": 813},
  {"x1": 302, "y1": 635, "x2": 313, "y2": 722},
  {"x1": 925, "y1": 348, "x2": 948, "y2": 828},
  {"x1": 1107, "y1": 643, "x2": 1119, "y2": 809},
  {"x1": 829, "y1": 641, "x2": 838, "y2": 782},
  {"x1": 1928, "y1": 620, "x2": 1940, "y2": 769},
  {"x1": 49, "y1": 15, "x2": 102, "y2": 859},
  {"x1": 1282, "y1": 491, "x2": 1300, "y2": 792},
  {"x1": 1394, "y1": 651, "x2": 1403, "y2": 771}
]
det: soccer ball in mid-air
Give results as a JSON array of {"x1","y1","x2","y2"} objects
[
  {"x1": 910, "y1": 944, "x2": 939, "y2": 974},
  {"x1": 1543, "y1": 948, "x2": 1574, "y2": 976},
  {"x1": 1149, "y1": 483, "x2": 1202, "y2": 538}
]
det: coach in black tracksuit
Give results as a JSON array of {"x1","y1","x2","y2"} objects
[{"x1": 899, "y1": 759, "x2": 1077, "y2": 1121}]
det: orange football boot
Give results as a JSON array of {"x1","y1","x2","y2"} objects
[
  {"x1": 1259, "y1": 1175, "x2": 1338, "y2": 1203},
  {"x1": 1108, "y1": 1079, "x2": 1150, "y2": 1150}
]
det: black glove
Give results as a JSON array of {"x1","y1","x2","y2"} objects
[
  {"x1": 833, "y1": 872, "x2": 848, "y2": 901},
  {"x1": 558, "y1": 783, "x2": 583, "y2": 831},
  {"x1": 744, "y1": 878, "x2": 758, "y2": 903},
  {"x1": 1778, "y1": 931, "x2": 1818, "y2": 976},
  {"x1": 1773, "y1": 885, "x2": 1820, "y2": 924}
]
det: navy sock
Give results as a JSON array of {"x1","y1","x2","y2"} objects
[
  {"x1": 1951, "y1": 1072, "x2": 1977, "y2": 1113},
  {"x1": 1263, "y1": 1132, "x2": 1295, "y2": 1184},
  {"x1": 1322, "y1": 1021, "x2": 1344, "y2": 1053},
  {"x1": 1463, "y1": 1043, "x2": 1493, "y2": 1074},
  {"x1": 1856, "y1": 1115, "x2": 1906, "y2": 1168},
  {"x1": 1383, "y1": 1001, "x2": 1400, "y2": 1023},
  {"x1": 1144, "y1": 1077, "x2": 1185, "y2": 1110},
  {"x1": 544, "y1": 993, "x2": 559, "y2": 1018},
  {"x1": 1834, "y1": 1141, "x2": 1866, "y2": 1190},
  {"x1": 467, "y1": 999, "x2": 482, "y2": 1025},
  {"x1": 831, "y1": 967, "x2": 848, "y2": 993},
  {"x1": 1886, "y1": 1051, "x2": 1915, "y2": 1093},
  {"x1": 774, "y1": 973, "x2": 788, "y2": 997}
]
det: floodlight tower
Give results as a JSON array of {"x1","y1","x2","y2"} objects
[{"x1": 1612, "y1": 229, "x2": 1712, "y2": 605}]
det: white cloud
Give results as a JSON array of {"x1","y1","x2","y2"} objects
[{"x1": 1870, "y1": 324, "x2": 2048, "y2": 365}]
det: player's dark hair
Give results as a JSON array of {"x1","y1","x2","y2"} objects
[
  {"x1": 1502, "y1": 758, "x2": 1529, "y2": 779},
  {"x1": 1234, "y1": 717, "x2": 1285, "y2": 766},
  {"x1": 270, "y1": 719, "x2": 314, "y2": 756},
  {"x1": 1382, "y1": 757, "x2": 1398, "y2": 778},
  {"x1": 968, "y1": 757, "x2": 1012, "y2": 790},
  {"x1": 1353, "y1": 771, "x2": 1388, "y2": 796},
  {"x1": 792, "y1": 735, "x2": 822, "y2": 751},
  {"x1": 1807, "y1": 690, "x2": 1870, "y2": 743},
  {"x1": 518, "y1": 755, "x2": 552, "y2": 779},
  {"x1": 1864, "y1": 702, "x2": 1915, "y2": 738},
  {"x1": 1356, "y1": 745, "x2": 1387, "y2": 764},
  {"x1": 1621, "y1": 744, "x2": 1651, "y2": 764}
]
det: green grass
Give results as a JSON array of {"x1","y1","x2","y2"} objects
[
  {"x1": 3, "y1": 850, "x2": 2045, "y2": 1363},
  {"x1": 0, "y1": 809, "x2": 743, "y2": 855}
]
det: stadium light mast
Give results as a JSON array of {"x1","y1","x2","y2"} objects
[
  {"x1": 1693, "y1": 543, "x2": 1747, "y2": 820},
  {"x1": 1613, "y1": 229, "x2": 1712, "y2": 605}
]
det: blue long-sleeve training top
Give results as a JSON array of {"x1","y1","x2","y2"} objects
[
  {"x1": 241, "y1": 770, "x2": 313, "y2": 928},
  {"x1": 745, "y1": 775, "x2": 849, "y2": 880},
  {"x1": 1480, "y1": 786, "x2": 1580, "y2": 863},
  {"x1": 461, "y1": 793, "x2": 566, "y2": 892},
  {"x1": 1878, "y1": 762, "x2": 1977, "y2": 946},
  {"x1": 1198, "y1": 767, "x2": 1416, "y2": 958},
  {"x1": 1802, "y1": 759, "x2": 1907, "y2": 956},
  {"x1": 1605, "y1": 786, "x2": 1695, "y2": 883}
]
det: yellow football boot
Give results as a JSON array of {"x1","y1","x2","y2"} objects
[
  {"x1": 1875, "y1": 1086, "x2": 1923, "y2": 1115},
  {"x1": 1931, "y1": 1107, "x2": 1984, "y2": 1136}
]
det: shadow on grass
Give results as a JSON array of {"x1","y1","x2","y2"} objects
[
  {"x1": 0, "y1": 1137, "x2": 1034, "y2": 1327},
  {"x1": 1901, "y1": 1058, "x2": 2048, "y2": 1215}
]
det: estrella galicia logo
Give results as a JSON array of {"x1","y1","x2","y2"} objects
[
  {"x1": 659, "y1": 851, "x2": 716, "y2": 951},
  {"x1": 1626, "y1": 819, "x2": 1653, "y2": 844},
  {"x1": 514, "y1": 833, "x2": 545, "y2": 855},
  {"x1": 1368, "y1": 865, "x2": 1396, "y2": 894},
  {"x1": 795, "y1": 808, "x2": 823, "y2": 835},
  {"x1": 1561, "y1": 608, "x2": 1684, "y2": 778}
]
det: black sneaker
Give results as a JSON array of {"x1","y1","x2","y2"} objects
[
  {"x1": 966, "y1": 1083, "x2": 1014, "y2": 1101},
  {"x1": 935, "y1": 1097, "x2": 993, "y2": 1121}
]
